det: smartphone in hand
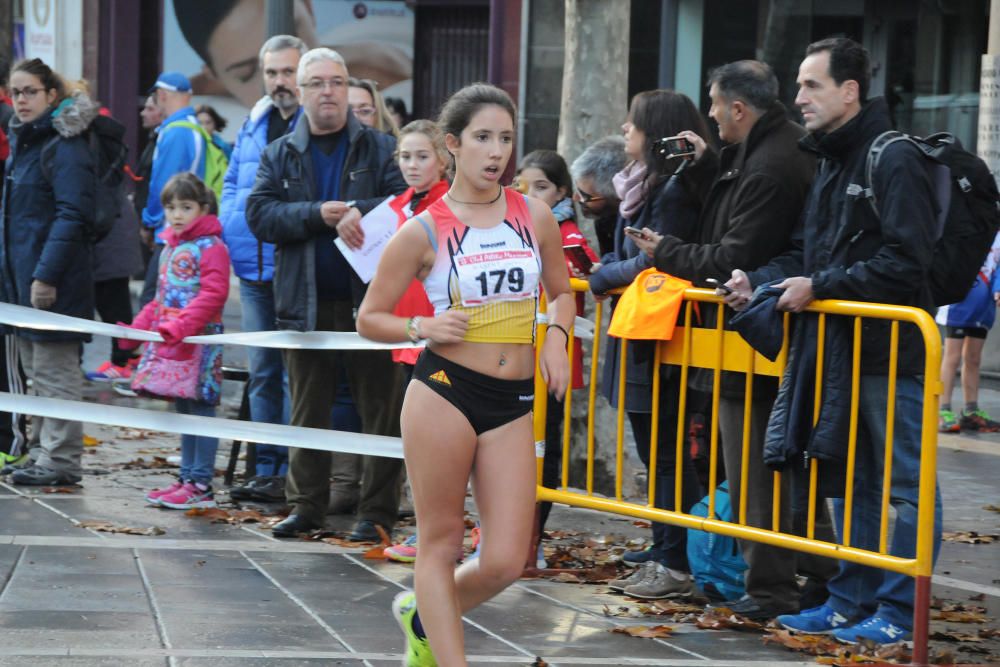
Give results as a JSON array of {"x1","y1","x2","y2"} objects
[
  {"x1": 562, "y1": 244, "x2": 594, "y2": 274},
  {"x1": 706, "y1": 278, "x2": 734, "y2": 295},
  {"x1": 624, "y1": 226, "x2": 646, "y2": 239}
]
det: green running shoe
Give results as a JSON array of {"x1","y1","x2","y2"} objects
[
  {"x1": 938, "y1": 409, "x2": 960, "y2": 433},
  {"x1": 392, "y1": 591, "x2": 437, "y2": 667},
  {"x1": 0, "y1": 452, "x2": 29, "y2": 475}
]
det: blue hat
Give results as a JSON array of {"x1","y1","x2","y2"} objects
[{"x1": 149, "y1": 71, "x2": 192, "y2": 94}]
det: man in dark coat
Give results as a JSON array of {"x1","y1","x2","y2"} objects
[
  {"x1": 633, "y1": 60, "x2": 836, "y2": 619},
  {"x1": 728, "y1": 37, "x2": 942, "y2": 647},
  {"x1": 247, "y1": 48, "x2": 407, "y2": 540}
]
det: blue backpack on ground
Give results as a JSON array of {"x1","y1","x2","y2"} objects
[{"x1": 686, "y1": 481, "x2": 747, "y2": 602}]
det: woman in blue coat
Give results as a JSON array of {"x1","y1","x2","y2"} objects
[{"x1": 0, "y1": 58, "x2": 96, "y2": 486}]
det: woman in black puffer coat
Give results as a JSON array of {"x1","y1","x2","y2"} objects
[{"x1": 0, "y1": 58, "x2": 96, "y2": 486}]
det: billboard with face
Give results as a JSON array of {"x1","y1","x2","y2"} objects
[{"x1": 163, "y1": 0, "x2": 414, "y2": 139}]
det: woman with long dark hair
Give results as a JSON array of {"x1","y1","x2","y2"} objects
[
  {"x1": 589, "y1": 89, "x2": 712, "y2": 599},
  {"x1": 357, "y1": 83, "x2": 574, "y2": 666},
  {"x1": 0, "y1": 58, "x2": 97, "y2": 486}
]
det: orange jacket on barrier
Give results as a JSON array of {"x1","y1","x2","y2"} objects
[{"x1": 608, "y1": 268, "x2": 691, "y2": 340}]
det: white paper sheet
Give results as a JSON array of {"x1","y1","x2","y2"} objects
[{"x1": 334, "y1": 197, "x2": 401, "y2": 283}]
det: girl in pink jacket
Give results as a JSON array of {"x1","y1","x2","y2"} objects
[{"x1": 122, "y1": 173, "x2": 230, "y2": 510}]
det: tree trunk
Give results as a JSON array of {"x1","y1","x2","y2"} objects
[
  {"x1": 556, "y1": 0, "x2": 640, "y2": 500},
  {"x1": 557, "y1": 0, "x2": 631, "y2": 168}
]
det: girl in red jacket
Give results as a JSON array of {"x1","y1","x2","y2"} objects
[
  {"x1": 516, "y1": 149, "x2": 599, "y2": 565},
  {"x1": 121, "y1": 173, "x2": 231, "y2": 510},
  {"x1": 383, "y1": 119, "x2": 451, "y2": 564}
]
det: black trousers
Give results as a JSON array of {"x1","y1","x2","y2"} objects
[
  {"x1": 282, "y1": 300, "x2": 406, "y2": 527},
  {"x1": 94, "y1": 277, "x2": 135, "y2": 366},
  {"x1": 627, "y1": 369, "x2": 703, "y2": 572}
]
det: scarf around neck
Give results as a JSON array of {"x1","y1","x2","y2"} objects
[{"x1": 613, "y1": 160, "x2": 648, "y2": 220}]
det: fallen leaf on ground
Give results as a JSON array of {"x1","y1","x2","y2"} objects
[
  {"x1": 941, "y1": 531, "x2": 998, "y2": 544},
  {"x1": 762, "y1": 629, "x2": 843, "y2": 655},
  {"x1": 696, "y1": 608, "x2": 766, "y2": 632},
  {"x1": 931, "y1": 609, "x2": 988, "y2": 623},
  {"x1": 982, "y1": 504, "x2": 1000, "y2": 513},
  {"x1": 552, "y1": 572, "x2": 582, "y2": 583},
  {"x1": 610, "y1": 624, "x2": 674, "y2": 638},
  {"x1": 530, "y1": 658, "x2": 548, "y2": 667},
  {"x1": 121, "y1": 456, "x2": 177, "y2": 470},
  {"x1": 546, "y1": 529, "x2": 580, "y2": 539},
  {"x1": 631, "y1": 520, "x2": 652, "y2": 528},
  {"x1": 79, "y1": 521, "x2": 164, "y2": 536},
  {"x1": 41, "y1": 487, "x2": 77, "y2": 494},
  {"x1": 639, "y1": 599, "x2": 705, "y2": 616},
  {"x1": 602, "y1": 604, "x2": 644, "y2": 618},
  {"x1": 969, "y1": 592, "x2": 986, "y2": 601},
  {"x1": 363, "y1": 544, "x2": 388, "y2": 560},
  {"x1": 83, "y1": 435, "x2": 100, "y2": 447},
  {"x1": 185, "y1": 507, "x2": 270, "y2": 525}
]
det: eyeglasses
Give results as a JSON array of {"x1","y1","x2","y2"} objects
[
  {"x1": 351, "y1": 105, "x2": 376, "y2": 119},
  {"x1": 574, "y1": 187, "x2": 604, "y2": 204},
  {"x1": 300, "y1": 78, "x2": 346, "y2": 92},
  {"x1": 10, "y1": 87, "x2": 43, "y2": 100}
]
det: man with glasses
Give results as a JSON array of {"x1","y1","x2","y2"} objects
[
  {"x1": 247, "y1": 48, "x2": 407, "y2": 541},
  {"x1": 569, "y1": 136, "x2": 627, "y2": 257}
]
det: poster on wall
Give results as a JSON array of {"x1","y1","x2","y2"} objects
[
  {"x1": 980, "y1": 54, "x2": 1000, "y2": 185},
  {"x1": 24, "y1": 0, "x2": 56, "y2": 63},
  {"x1": 163, "y1": 0, "x2": 414, "y2": 141}
]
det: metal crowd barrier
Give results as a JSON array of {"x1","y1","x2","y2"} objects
[{"x1": 533, "y1": 278, "x2": 941, "y2": 667}]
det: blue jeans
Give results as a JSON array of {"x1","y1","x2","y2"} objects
[
  {"x1": 239, "y1": 279, "x2": 291, "y2": 477},
  {"x1": 175, "y1": 399, "x2": 218, "y2": 486},
  {"x1": 826, "y1": 375, "x2": 942, "y2": 630}
]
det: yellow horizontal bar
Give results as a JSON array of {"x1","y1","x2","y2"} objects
[{"x1": 536, "y1": 487, "x2": 919, "y2": 576}]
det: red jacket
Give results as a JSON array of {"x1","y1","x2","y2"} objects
[
  {"x1": 131, "y1": 214, "x2": 231, "y2": 354},
  {"x1": 0, "y1": 95, "x2": 12, "y2": 162},
  {"x1": 389, "y1": 179, "x2": 449, "y2": 364}
]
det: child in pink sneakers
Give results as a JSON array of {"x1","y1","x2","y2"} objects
[{"x1": 120, "y1": 173, "x2": 230, "y2": 509}]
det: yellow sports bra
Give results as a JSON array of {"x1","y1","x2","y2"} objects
[{"x1": 418, "y1": 189, "x2": 541, "y2": 344}]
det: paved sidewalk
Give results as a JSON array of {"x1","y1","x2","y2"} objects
[
  {"x1": 1, "y1": 322, "x2": 996, "y2": 666},
  {"x1": 1, "y1": 403, "x2": 998, "y2": 666}
]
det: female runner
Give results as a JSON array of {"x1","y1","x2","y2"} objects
[{"x1": 357, "y1": 83, "x2": 574, "y2": 666}]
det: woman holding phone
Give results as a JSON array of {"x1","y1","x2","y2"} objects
[{"x1": 588, "y1": 89, "x2": 712, "y2": 600}]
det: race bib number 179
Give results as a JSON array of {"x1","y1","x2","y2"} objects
[{"x1": 455, "y1": 250, "x2": 539, "y2": 307}]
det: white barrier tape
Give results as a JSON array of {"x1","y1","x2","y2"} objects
[
  {"x1": 0, "y1": 391, "x2": 404, "y2": 458},
  {"x1": 0, "y1": 302, "x2": 593, "y2": 348}
]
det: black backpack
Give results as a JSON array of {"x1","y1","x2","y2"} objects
[
  {"x1": 864, "y1": 131, "x2": 1000, "y2": 307},
  {"x1": 40, "y1": 113, "x2": 128, "y2": 242}
]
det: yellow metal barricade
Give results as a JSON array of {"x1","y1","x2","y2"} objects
[{"x1": 534, "y1": 279, "x2": 940, "y2": 667}]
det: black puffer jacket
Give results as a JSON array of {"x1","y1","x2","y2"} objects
[
  {"x1": 1, "y1": 95, "x2": 97, "y2": 341},
  {"x1": 750, "y1": 98, "x2": 938, "y2": 472},
  {"x1": 246, "y1": 113, "x2": 405, "y2": 331}
]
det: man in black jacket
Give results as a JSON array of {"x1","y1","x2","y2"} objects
[
  {"x1": 634, "y1": 60, "x2": 835, "y2": 619},
  {"x1": 247, "y1": 48, "x2": 407, "y2": 540},
  {"x1": 728, "y1": 38, "x2": 942, "y2": 647}
]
